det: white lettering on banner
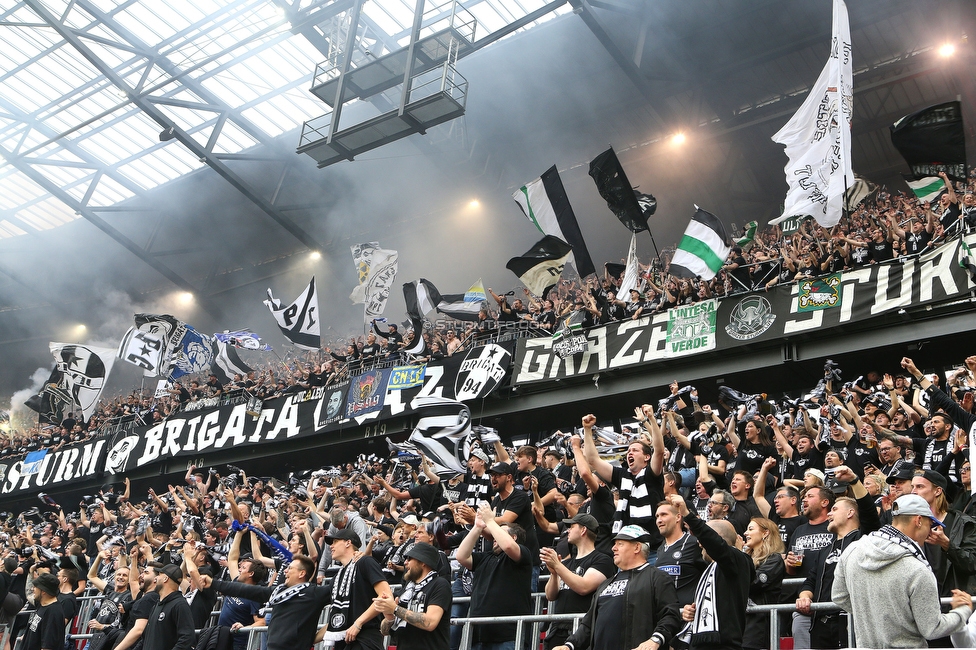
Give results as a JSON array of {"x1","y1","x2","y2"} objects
[
  {"x1": 267, "y1": 398, "x2": 300, "y2": 439},
  {"x1": 384, "y1": 383, "x2": 406, "y2": 416},
  {"x1": 216, "y1": 405, "x2": 248, "y2": 448},
  {"x1": 163, "y1": 418, "x2": 185, "y2": 458},
  {"x1": 249, "y1": 408, "x2": 278, "y2": 443},
  {"x1": 1, "y1": 441, "x2": 105, "y2": 494},
  {"x1": 52, "y1": 448, "x2": 79, "y2": 483},
  {"x1": 918, "y1": 241, "x2": 959, "y2": 302},
  {"x1": 575, "y1": 328, "x2": 608, "y2": 376},
  {"x1": 648, "y1": 312, "x2": 669, "y2": 355},
  {"x1": 871, "y1": 261, "x2": 913, "y2": 315},
  {"x1": 610, "y1": 321, "x2": 644, "y2": 368},
  {"x1": 518, "y1": 339, "x2": 554, "y2": 382},
  {"x1": 197, "y1": 411, "x2": 221, "y2": 450},
  {"x1": 838, "y1": 267, "x2": 873, "y2": 322},
  {"x1": 416, "y1": 365, "x2": 445, "y2": 399},
  {"x1": 184, "y1": 417, "x2": 202, "y2": 452},
  {"x1": 139, "y1": 424, "x2": 165, "y2": 466}
]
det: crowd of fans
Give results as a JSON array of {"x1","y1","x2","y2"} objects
[
  {"x1": 7, "y1": 172, "x2": 976, "y2": 452},
  {"x1": 0, "y1": 348, "x2": 974, "y2": 649}
]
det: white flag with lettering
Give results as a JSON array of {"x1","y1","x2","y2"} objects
[
  {"x1": 771, "y1": 0, "x2": 854, "y2": 227},
  {"x1": 264, "y1": 277, "x2": 320, "y2": 350},
  {"x1": 362, "y1": 248, "x2": 399, "y2": 323}
]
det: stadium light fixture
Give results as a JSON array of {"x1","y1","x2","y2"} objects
[
  {"x1": 178, "y1": 292, "x2": 194, "y2": 305},
  {"x1": 309, "y1": 251, "x2": 322, "y2": 260},
  {"x1": 671, "y1": 132, "x2": 687, "y2": 146},
  {"x1": 939, "y1": 43, "x2": 956, "y2": 58}
]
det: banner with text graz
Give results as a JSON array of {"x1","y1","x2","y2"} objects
[
  {"x1": 0, "y1": 437, "x2": 106, "y2": 496},
  {"x1": 102, "y1": 341, "x2": 514, "y2": 476},
  {"x1": 513, "y1": 235, "x2": 976, "y2": 384}
]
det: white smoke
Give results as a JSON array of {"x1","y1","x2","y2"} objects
[{"x1": 8, "y1": 366, "x2": 51, "y2": 430}]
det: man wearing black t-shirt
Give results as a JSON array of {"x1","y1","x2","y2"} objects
[
  {"x1": 570, "y1": 436, "x2": 616, "y2": 555},
  {"x1": 582, "y1": 409, "x2": 666, "y2": 562},
  {"x1": 541, "y1": 513, "x2": 615, "y2": 649},
  {"x1": 655, "y1": 501, "x2": 706, "y2": 607},
  {"x1": 787, "y1": 486, "x2": 835, "y2": 648},
  {"x1": 375, "y1": 542, "x2": 453, "y2": 650},
  {"x1": 114, "y1": 556, "x2": 160, "y2": 650},
  {"x1": 456, "y1": 504, "x2": 532, "y2": 649},
  {"x1": 20, "y1": 573, "x2": 63, "y2": 650},
  {"x1": 488, "y1": 461, "x2": 540, "y2": 582},
  {"x1": 557, "y1": 524, "x2": 681, "y2": 650}
]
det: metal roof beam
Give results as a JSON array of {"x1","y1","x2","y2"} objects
[
  {"x1": 22, "y1": 0, "x2": 325, "y2": 253},
  {"x1": 568, "y1": 0, "x2": 672, "y2": 128}
]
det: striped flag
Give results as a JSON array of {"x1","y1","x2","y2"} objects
[
  {"x1": 906, "y1": 177, "x2": 946, "y2": 204},
  {"x1": 735, "y1": 221, "x2": 759, "y2": 251},
  {"x1": 211, "y1": 339, "x2": 253, "y2": 384},
  {"x1": 404, "y1": 279, "x2": 483, "y2": 322},
  {"x1": 387, "y1": 397, "x2": 472, "y2": 477},
  {"x1": 960, "y1": 239, "x2": 976, "y2": 285},
  {"x1": 506, "y1": 235, "x2": 574, "y2": 297},
  {"x1": 464, "y1": 279, "x2": 487, "y2": 304},
  {"x1": 513, "y1": 165, "x2": 596, "y2": 277},
  {"x1": 669, "y1": 207, "x2": 731, "y2": 280}
]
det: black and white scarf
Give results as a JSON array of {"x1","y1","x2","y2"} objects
[
  {"x1": 392, "y1": 571, "x2": 435, "y2": 631},
  {"x1": 871, "y1": 525, "x2": 930, "y2": 568},
  {"x1": 268, "y1": 581, "x2": 310, "y2": 606},
  {"x1": 326, "y1": 561, "x2": 359, "y2": 633},
  {"x1": 675, "y1": 562, "x2": 720, "y2": 648}
]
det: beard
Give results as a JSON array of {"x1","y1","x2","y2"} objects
[{"x1": 404, "y1": 564, "x2": 422, "y2": 583}]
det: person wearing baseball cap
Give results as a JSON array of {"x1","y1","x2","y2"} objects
[
  {"x1": 554, "y1": 524, "x2": 680, "y2": 650},
  {"x1": 540, "y1": 513, "x2": 614, "y2": 649},
  {"x1": 910, "y1": 468, "x2": 976, "y2": 608},
  {"x1": 21, "y1": 573, "x2": 64, "y2": 650},
  {"x1": 372, "y1": 542, "x2": 453, "y2": 650},
  {"x1": 461, "y1": 446, "x2": 493, "y2": 508},
  {"x1": 143, "y1": 564, "x2": 195, "y2": 650},
  {"x1": 833, "y1": 494, "x2": 972, "y2": 647}
]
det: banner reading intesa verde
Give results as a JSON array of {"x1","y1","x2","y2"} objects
[
  {"x1": 0, "y1": 343, "x2": 513, "y2": 497},
  {"x1": 513, "y1": 235, "x2": 976, "y2": 384}
]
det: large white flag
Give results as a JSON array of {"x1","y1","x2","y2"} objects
[
  {"x1": 264, "y1": 277, "x2": 320, "y2": 350},
  {"x1": 50, "y1": 342, "x2": 117, "y2": 422},
  {"x1": 771, "y1": 0, "x2": 854, "y2": 227},
  {"x1": 362, "y1": 248, "x2": 398, "y2": 322},
  {"x1": 349, "y1": 242, "x2": 381, "y2": 304},
  {"x1": 617, "y1": 233, "x2": 640, "y2": 301}
]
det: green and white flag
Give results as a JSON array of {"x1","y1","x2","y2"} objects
[
  {"x1": 906, "y1": 177, "x2": 946, "y2": 204},
  {"x1": 735, "y1": 221, "x2": 759, "y2": 251},
  {"x1": 669, "y1": 207, "x2": 731, "y2": 280},
  {"x1": 959, "y1": 239, "x2": 976, "y2": 285},
  {"x1": 513, "y1": 166, "x2": 596, "y2": 277}
]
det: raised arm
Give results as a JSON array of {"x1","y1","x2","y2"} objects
[{"x1": 581, "y1": 414, "x2": 615, "y2": 484}]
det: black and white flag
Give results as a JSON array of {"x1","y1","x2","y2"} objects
[
  {"x1": 404, "y1": 279, "x2": 483, "y2": 322},
  {"x1": 117, "y1": 327, "x2": 165, "y2": 374},
  {"x1": 264, "y1": 277, "x2": 320, "y2": 350},
  {"x1": 210, "y1": 339, "x2": 254, "y2": 384},
  {"x1": 24, "y1": 368, "x2": 71, "y2": 425},
  {"x1": 49, "y1": 342, "x2": 117, "y2": 422},
  {"x1": 506, "y1": 235, "x2": 573, "y2": 297},
  {"x1": 387, "y1": 397, "x2": 472, "y2": 477},
  {"x1": 514, "y1": 165, "x2": 596, "y2": 277}
]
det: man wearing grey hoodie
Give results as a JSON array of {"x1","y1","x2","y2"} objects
[{"x1": 833, "y1": 494, "x2": 972, "y2": 647}]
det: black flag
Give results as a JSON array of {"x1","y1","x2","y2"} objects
[
  {"x1": 890, "y1": 101, "x2": 967, "y2": 182},
  {"x1": 24, "y1": 368, "x2": 71, "y2": 425},
  {"x1": 506, "y1": 235, "x2": 573, "y2": 297},
  {"x1": 588, "y1": 147, "x2": 656, "y2": 232}
]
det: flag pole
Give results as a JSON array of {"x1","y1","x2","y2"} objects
[{"x1": 644, "y1": 227, "x2": 662, "y2": 266}]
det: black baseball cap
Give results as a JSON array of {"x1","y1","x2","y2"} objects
[
  {"x1": 324, "y1": 528, "x2": 361, "y2": 548},
  {"x1": 488, "y1": 461, "x2": 514, "y2": 476}
]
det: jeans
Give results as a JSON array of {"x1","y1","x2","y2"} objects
[
  {"x1": 792, "y1": 612, "x2": 811, "y2": 649},
  {"x1": 531, "y1": 565, "x2": 541, "y2": 594},
  {"x1": 451, "y1": 576, "x2": 470, "y2": 650}
]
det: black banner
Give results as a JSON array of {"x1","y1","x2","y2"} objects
[
  {"x1": 99, "y1": 341, "x2": 514, "y2": 477},
  {"x1": 890, "y1": 101, "x2": 967, "y2": 182},
  {"x1": 0, "y1": 438, "x2": 106, "y2": 496},
  {"x1": 514, "y1": 236, "x2": 976, "y2": 384}
]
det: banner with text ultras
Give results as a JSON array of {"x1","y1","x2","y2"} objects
[
  {"x1": 513, "y1": 236, "x2": 976, "y2": 384},
  {"x1": 101, "y1": 341, "x2": 515, "y2": 477},
  {"x1": 0, "y1": 438, "x2": 106, "y2": 496}
]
